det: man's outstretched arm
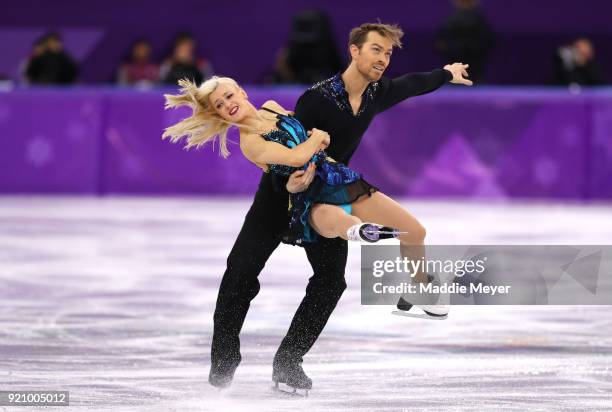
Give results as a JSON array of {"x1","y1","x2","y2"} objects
[{"x1": 379, "y1": 63, "x2": 472, "y2": 112}]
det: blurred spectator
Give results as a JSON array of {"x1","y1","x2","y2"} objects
[
  {"x1": 117, "y1": 39, "x2": 159, "y2": 86},
  {"x1": 553, "y1": 38, "x2": 604, "y2": 86},
  {"x1": 436, "y1": 0, "x2": 494, "y2": 83},
  {"x1": 19, "y1": 36, "x2": 47, "y2": 83},
  {"x1": 272, "y1": 10, "x2": 343, "y2": 84},
  {"x1": 160, "y1": 33, "x2": 213, "y2": 85},
  {"x1": 25, "y1": 32, "x2": 78, "y2": 85}
]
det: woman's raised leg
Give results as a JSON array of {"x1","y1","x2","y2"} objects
[
  {"x1": 351, "y1": 192, "x2": 428, "y2": 283},
  {"x1": 309, "y1": 204, "x2": 361, "y2": 239}
]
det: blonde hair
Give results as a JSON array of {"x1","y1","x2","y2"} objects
[{"x1": 162, "y1": 76, "x2": 241, "y2": 157}]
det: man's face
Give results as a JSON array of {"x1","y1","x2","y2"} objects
[
  {"x1": 574, "y1": 39, "x2": 594, "y2": 65},
  {"x1": 47, "y1": 37, "x2": 63, "y2": 53},
  {"x1": 175, "y1": 40, "x2": 195, "y2": 63},
  {"x1": 133, "y1": 43, "x2": 151, "y2": 61},
  {"x1": 350, "y1": 31, "x2": 394, "y2": 82}
]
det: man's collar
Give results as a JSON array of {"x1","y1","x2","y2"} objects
[
  {"x1": 333, "y1": 72, "x2": 374, "y2": 97},
  {"x1": 327, "y1": 72, "x2": 378, "y2": 116}
]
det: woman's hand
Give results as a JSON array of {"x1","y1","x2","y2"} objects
[{"x1": 307, "y1": 128, "x2": 330, "y2": 150}]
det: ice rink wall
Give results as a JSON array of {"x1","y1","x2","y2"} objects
[{"x1": 2, "y1": 87, "x2": 612, "y2": 200}]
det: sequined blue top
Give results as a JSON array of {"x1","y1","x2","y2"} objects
[
  {"x1": 261, "y1": 109, "x2": 326, "y2": 176},
  {"x1": 258, "y1": 107, "x2": 368, "y2": 245}
]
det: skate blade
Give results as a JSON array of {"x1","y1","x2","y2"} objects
[
  {"x1": 272, "y1": 382, "x2": 310, "y2": 397},
  {"x1": 364, "y1": 230, "x2": 409, "y2": 235},
  {"x1": 391, "y1": 310, "x2": 448, "y2": 320}
]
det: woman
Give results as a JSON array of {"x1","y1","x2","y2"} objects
[{"x1": 162, "y1": 76, "x2": 409, "y2": 246}]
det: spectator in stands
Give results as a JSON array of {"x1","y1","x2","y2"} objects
[
  {"x1": 436, "y1": 0, "x2": 493, "y2": 83},
  {"x1": 117, "y1": 39, "x2": 159, "y2": 86},
  {"x1": 20, "y1": 36, "x2": 47, "y2": 84},
  {"x1": 553, "y1": 38, "x2": 605, "y2": 86},
  {"x1": 25, "y1": 32, "x2": 78, "y2": 85},
  {"x1": 160, "y1": 33, "x2": 213, "y2": 85},
  {"x1": 272, "y1": 10, "x2": 343, "y2": 84}
]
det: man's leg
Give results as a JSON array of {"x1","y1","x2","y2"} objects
[
  {"x1": 210, "y1": 175, "x2": 288, "y2": 387},
  {"x1": 273, "y1": 236, "x2": 348, "y2": 386}
]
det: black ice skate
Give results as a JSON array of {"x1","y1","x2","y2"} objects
[
  {"x1": 347, "y1": 223, "x2": 404, "y2": 243},
  {"x1": 272, "y1": 358, "x2": 312, "y2": 396},
  {"x1": 208, "y1": 357, "x2": 240, "y2": 389}
]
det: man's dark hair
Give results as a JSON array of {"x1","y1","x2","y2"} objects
[{"x1": 348, "y1": 23, "x2": 404, "y2": 50}]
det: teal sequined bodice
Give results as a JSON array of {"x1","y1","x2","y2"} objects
[
  {"x1": 257, "y1": 107, "x2": 367, "y2": 245},
  {"x1": 259, "y1": 107, "x2": 360, "y2": 186},
  {"x1": 261, "y1": 110, "x2": 323, "y2": 176}
]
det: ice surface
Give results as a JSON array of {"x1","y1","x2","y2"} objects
[{"x1": 1, "y1": 196, "x2": 611, "y2": 411}]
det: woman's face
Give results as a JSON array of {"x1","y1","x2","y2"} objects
[{"x1": 209, "y1": 83, "x2": 249, "y2": 123}]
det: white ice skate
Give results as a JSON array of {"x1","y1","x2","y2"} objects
[
  {"x1": 393, "y1": 296, "x2": 450, "y2": 318},
  {"x1": 347, "y1": 223, "x2": 406, "y2": 243},
  {"x1": 392, "y1": 273, "x2": 451, "y2": 319}
]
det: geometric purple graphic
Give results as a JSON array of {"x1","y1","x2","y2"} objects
[
  {"x1": 496, "y1": 103, "x2": 589, "y2": 199},
  {"x1": 409, "y1": 132, "x2": 505, "y2": 198}
]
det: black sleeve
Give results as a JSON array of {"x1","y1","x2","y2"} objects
[
  {"x1": 63, "y1": 54, "x2": 79, "y2": 84},
  {"x1": 378, "y1": 68, "x2": 452, "y2": 112},
  {"x1": 293, "y1": 89, "x2": 319, "y2": 131},
  {"x1": 585, "y1": 62, "x2": 605, "y2": 85},
  {"x1": 25, "y1": 57, "x2": 41, "y2": 82}
]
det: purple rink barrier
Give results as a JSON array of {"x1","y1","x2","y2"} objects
[
  {"x1": 1, "y1": 86, "x2": 612, "y2": 199},
  {"x1": 0, "y1": 89, "x2": 103, "y2": 193}
]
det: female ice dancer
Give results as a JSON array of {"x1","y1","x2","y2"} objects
[{"x1": 162, "y1": 76, "x2": 405, "y2": 246}]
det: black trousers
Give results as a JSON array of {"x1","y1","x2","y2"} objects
[{"x1": 211, "y1": 173, "x2": 348, "y2": 368}]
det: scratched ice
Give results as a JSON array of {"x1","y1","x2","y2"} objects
[{"x1": 1, "y1": 196, "x2": 611, "y2": 411}]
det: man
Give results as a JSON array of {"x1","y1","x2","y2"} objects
[
  {"x1": 553, "y1": 38, "x2": 605, "y2": 86},
  {"x1": 25, "y1": 32, "x2": 78, "y2": 85},
  {"x1": 160, "y1": 33, "x2": 214, "y2": 85},
  {"x1": 436, "y1": 0, "x2": 494, "y2": 83},
  {"x1": 209, "y1": 22, "x2": 471, "y2": 392}
]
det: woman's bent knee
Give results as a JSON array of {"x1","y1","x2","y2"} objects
[{"x1": 310, "y1": 204, "x2": 344, "y2": 238}]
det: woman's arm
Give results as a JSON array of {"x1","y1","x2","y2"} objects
[{"x1": 240, "y1": 129, "x2": 328, "y2": 168}]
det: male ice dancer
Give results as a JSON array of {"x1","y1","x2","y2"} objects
[{"x1": 209, "y1": 22, "x2": 472, "y2": 392}]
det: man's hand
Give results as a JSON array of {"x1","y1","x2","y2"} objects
[
  {"x1": 443, "y1": 63, "x2": 473, "y2": 86},
  {"x1": 307, "y1": 128, "x2": 330, "y2": 150},
  {"x1": 286, "y1": 162, "x2": 316, "y2": 194}
]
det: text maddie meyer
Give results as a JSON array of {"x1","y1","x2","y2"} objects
[{"x1": 372, "y1": 281, "x2": 511, "y2": 296}]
